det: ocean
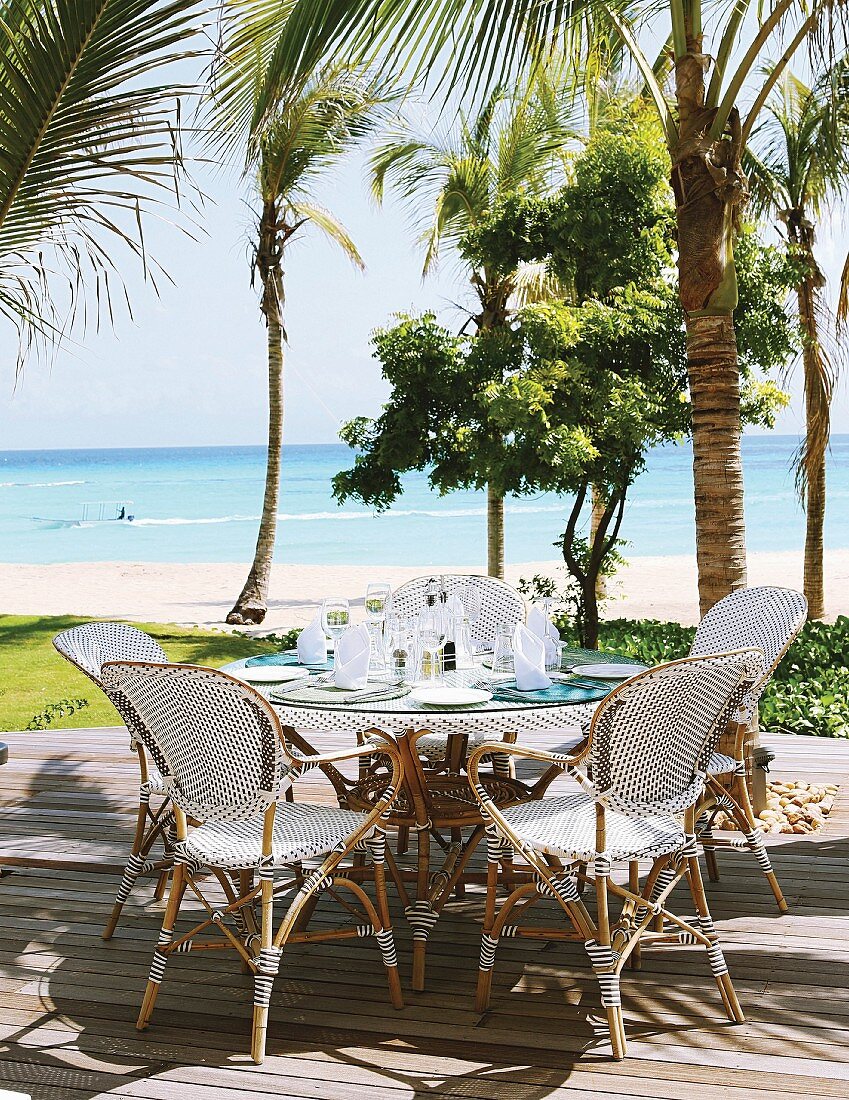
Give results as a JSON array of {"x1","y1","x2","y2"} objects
[{"x1": 1, "y1": 437, "x2": 847, "y2": 566}]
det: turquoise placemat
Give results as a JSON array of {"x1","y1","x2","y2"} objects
[
  {"x1": 246, "y1": 652, "x2": 333, "y2": 670},
  {"x1": 492, "y1": 680, "x2": 611, "y2": 705},
  {"x1": 560, "y1": 647, "x2": 643, "y2": 670}
]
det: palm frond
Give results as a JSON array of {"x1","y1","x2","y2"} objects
[
  {"x1": 289, "y1": 199, "x2": 364, "y2": 268},
  {"x1": 0, "y1": 0, "x2": 202, "y2": 366}
]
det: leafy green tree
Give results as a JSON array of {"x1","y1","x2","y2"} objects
[
  {"x1": 250, "y1": 0, "x2": 849, "y2": 614},
  {"x1": 746, "y1": 62, "x2": 849, "y2": 619},
  {"x1": 0, "y1": 0, "x2": 200, "y2": 368},
  {"x1": 208, "y1": 52, "x2": 389, "y2": 623},
  {"x1": 366, "y1": 68, "x2": 577, "y2": 576}
]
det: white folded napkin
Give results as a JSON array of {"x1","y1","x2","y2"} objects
[
  {"x1": 297, "y1": 614, "x2": 328, "y2": 664},
  {"x1": 334, "y1": 624, "x2": 371, "y2": 689},
  {"x1": 527, "y1": 606, "x2": 561, "y2": 666},
  {"x1": 512, "y1": 624, "x2": 553, "y2": 691}
]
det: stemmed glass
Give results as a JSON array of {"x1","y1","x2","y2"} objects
[
  {"x1": 365, "y1": 581, "x2": 391, "y2": 621},
  {"x1": 417, "y1": 608, "x2": 446, "y2": 684},
  {"x1": 321, "y1": 597, "x2": 350, "y2": 653}
]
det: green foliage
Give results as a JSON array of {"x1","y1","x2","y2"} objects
[
  {"x1": 27, "y1": 698, "x2": 89, "y2": 731},
  {"x1": 555, "y1": 615, "x2": 849, "y2": 739}
]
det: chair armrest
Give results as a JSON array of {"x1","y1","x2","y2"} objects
[
  {"x1": 287, "y1": 732, "x2": 399, "y2": 770},
  {"x1": 467, "y1": 740, "x2": 583, "y2": 774}
]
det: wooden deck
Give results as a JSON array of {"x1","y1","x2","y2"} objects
[{"x1": 0, "y1": 723, "x2": 847, "y2": 1100}]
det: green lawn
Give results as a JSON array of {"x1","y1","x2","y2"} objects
[{"x1": 0, "y1": 616, "x2": 280, "y2": 733}]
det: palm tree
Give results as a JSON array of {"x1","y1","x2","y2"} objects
[
  {"x1": 247, "y1": 0, "x2": 849, "y2": 614},
  {"x1": 210, "y1": 66, "x2": 388, "y2": 624},
  {"x1": 746, "y1": 62, "x2": 849, "y2": 620},
  {"x1": 0, "y1": 0, "x2": 199, "y2": 367},
  {"x1": 369, "y1": 72, "x2": 577, "y2": 576}
]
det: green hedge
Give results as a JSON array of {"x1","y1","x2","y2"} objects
[{"x1": 554, "y1": 615, "x2": 849, "y2": 739}]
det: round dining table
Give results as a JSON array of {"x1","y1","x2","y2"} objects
[{"x1": 222, "y1": 652, "x2": 637, "y2": 990}]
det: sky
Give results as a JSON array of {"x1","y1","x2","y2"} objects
[{"x1": 1, "y1": 109, "x2": 848, "y2": 451}]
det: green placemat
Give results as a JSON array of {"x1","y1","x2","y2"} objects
[
  {"x1": 492, "y1": 680, "x2": 611, "y2": 705},
  {"x1": 246, "y1": 652, "x2": 333, "y2": 670},
  {"x1": 560, "y1": 647, "x2": 644, "y2": 670},
  {"x1": 270, "y1": 680, "x2": 410, "y2": 707}
]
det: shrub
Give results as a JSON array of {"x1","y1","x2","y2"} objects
[{"x1": 554, "y1": 615, "x2": 849, "y2": 739}]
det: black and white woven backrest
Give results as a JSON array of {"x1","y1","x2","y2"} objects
[
  {"x1": 101, "y1": 662, "x2": 288, "y2": 823},
  {"x1": 588, "y1": 650, "x2": 760, "y2": 813},
  {"x1": 391, "y1": 575, "x2": 525, "y2": 641},
  {"x1": 690, "y1": 587, "x2": 807, "y2": 716},
  {"x1": 53, "y1": 622, "x2": 169, "y2": 761}
]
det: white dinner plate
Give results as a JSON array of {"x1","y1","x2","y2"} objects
[
  {"x1": 237, "y1": 665, "x2": 307, "y2": 684},
  {"x1": 411, "y1": 687, "x2": 492, "y2": 707},
  {"x1": 570, "y1": 663, "x2": 647, "y2": 680}
]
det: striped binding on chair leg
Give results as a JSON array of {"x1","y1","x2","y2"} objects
[
  {"x1": 364, "y1": 831, "x2": 387, "y2": 864},
  {"x1": 375, "y1": 928, "x2": 398, "y2": 969},
  {"x1": 635, "y1": 865, "x2": 675, "y2": 924},
  {"x1": 584, "y1": 940, "x2": 621, "y2": 1007},
  {"x1": 537, "y1": 871, "x2": 580, "y2": 905},
  {"x1": 404, "y1": 901, "x2": 439, "y2": 941},
  {"x1": 479, "y1": 933, "x2": 499, "y2": 972},
  {"x1": 489, "y1": 751, "x2": 512, "y2": 779},
  {"x1": 114, "y1": 852, "x2": 157, "y2": 906},
  {"x1": 148, "y1": 928, "x2": 173, "y2": 985},
  {"x1": 253, "y1": 946, "x2": 282, "y2": 1008},
  {"x1": 744, "y1": 828, "x2": 775, "y2": 873}
]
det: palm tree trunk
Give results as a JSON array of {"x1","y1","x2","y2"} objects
[
  {"x1": 685, "y1": 313, "x2": 747, "y2": 614},
  {"x1": 673, "y1": 41, "x2": 749, "y2": 615},
  {"x1": 793, "y1": 223, "x2": 830, "y2": 620},
  {"x1": 227, "y1": 207, "x2": 285, "y2": 626},
  {"x1": 487, "y1": 484, "x2": 505, "y2": 579}
]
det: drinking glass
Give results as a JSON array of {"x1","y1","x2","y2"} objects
[
  {"x1": 365, "y1": 581, "x2": 392, "y2": 622},
  {"x1": 460, "y1": 583, "x2": 481, "y2": 629},
  {"x1": 386, "y1": 615, "x2": 414, "y2": 680},
  {"x1": 321, "y1": 597, "x2": 350, "y2": 652},
  {"x1": 417, "y1": 608, "x2": 445, "y2": 683},
  {"x1": 491, "y1": 624, "x2": 515, "y2": 675},
  {"x1": 545, "y1": 640, "x2": 565, "y2": 673}
]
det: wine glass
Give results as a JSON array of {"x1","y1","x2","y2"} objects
[
  {"x1": 321, "y1": 597, "x2": 350, "y2": 652},
  {"x1": 417, "y1": 608, "x2": 446, "y2": 684},
  {"x1": 365, "y1": 581, "x2": 392, "y2": 622},
  {"x1": 491, "y1": 623, "x2": 515, "y2": 676}
]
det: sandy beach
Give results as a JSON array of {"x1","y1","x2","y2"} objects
[{"x1": 2, "y1": 550, "x2": 848, "y2": 632}]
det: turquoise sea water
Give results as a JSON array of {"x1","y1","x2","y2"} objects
[{"x1": 1, "y1": 437, "x2": 847, "y2": 565}]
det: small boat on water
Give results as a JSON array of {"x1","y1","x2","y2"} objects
[{"x1": 32, "y1": 500, "x2": 135, "y2": 529}]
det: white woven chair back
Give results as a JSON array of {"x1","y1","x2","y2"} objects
[
  {"x1": 588, "y1": 650, "x2": 761, "y2": 812},
  {"x1": 53, "y1": 621, "x2": 167, "y2": 685},
  {"x1": 102, "y1": 662, "x2": 289, "y2": 823},
  {"x1": 689, "y1": 586, "x2": 807, "y2": 699},
  {"x1": 53, "y1": 622, "x2": 169, "y2": 764},
  {"x1": 390, "y1": 575, "x2": 525, "y2": 641}
]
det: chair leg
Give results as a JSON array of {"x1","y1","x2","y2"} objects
[
  {"x1": 251, "y1": 873, "x2": 279, "y2": 1065},
  {"x1": 368, "y1": 833, "x2": 403, "y2": 1010},
  {"x1": 715, "y1": 775, "x2": 788, "y2": 912},
  {"x1": 686, "y1": 849, "x2": 745, "y2": 1024},
  {"x1": 587, "y1": 871, "x2": 626, "y2": 1061},
  {"x1": 103, "y1": 790, "x2": 154, "y2": 940},
  {"x1": 153, "y1": 869, "x2": 171, "y2": 901},
  {"x1": 475, "y1": 832, "x2": 503, "y2": 1013},
  {"x1": 703, "y1": 840, "x2": 721, "y2": 883},
  {"x1": 396, "y1": 826, "x2": 409, "y2": 856},
  {"x1": 137, "y1": 862, "x2": 187, "y2": 1030}
]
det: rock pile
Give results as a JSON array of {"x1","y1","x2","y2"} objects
[{"x1": 714, "y1": 779, "x2": 838, "y2": 835}]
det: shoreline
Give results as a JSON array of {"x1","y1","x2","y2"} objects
[{"x1": 2, "y1": 551, "x2": 848, "y2": 631}]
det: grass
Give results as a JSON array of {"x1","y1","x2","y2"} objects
[{"x1": 0, "y1": 616, "x2": 280, "y2": 733}]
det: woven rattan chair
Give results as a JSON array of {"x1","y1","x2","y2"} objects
[
  {"x1": 53, "y1": 622, "x2": 173, "y2": 938},
  {"x1": 101, "y1": 660, "x2": 404, "y2": 1065},
  {"x1": 690, "y1": 586, "x2": 807, "y2": 911},
  {"x1": 468, "y1": 649, "x2": 760, "y2": 1060}
]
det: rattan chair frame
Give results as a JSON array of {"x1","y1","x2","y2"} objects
[
  {"x1": 690, "y1": 586, "x2": 808, "y2": 912},
  {"x1": 53, "y1": 622, "x2": 175, "y2": 938},
  {"x1": 101, "y1": 660, "x2": 405, "y2": 1065},
  {"x1": 466, "y1": 649, "x2": 760, "y2": 1060}
]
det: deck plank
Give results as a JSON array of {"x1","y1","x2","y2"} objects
[{"x1": 0, "y1": 724, "x2": 846, "y2": 1100}]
